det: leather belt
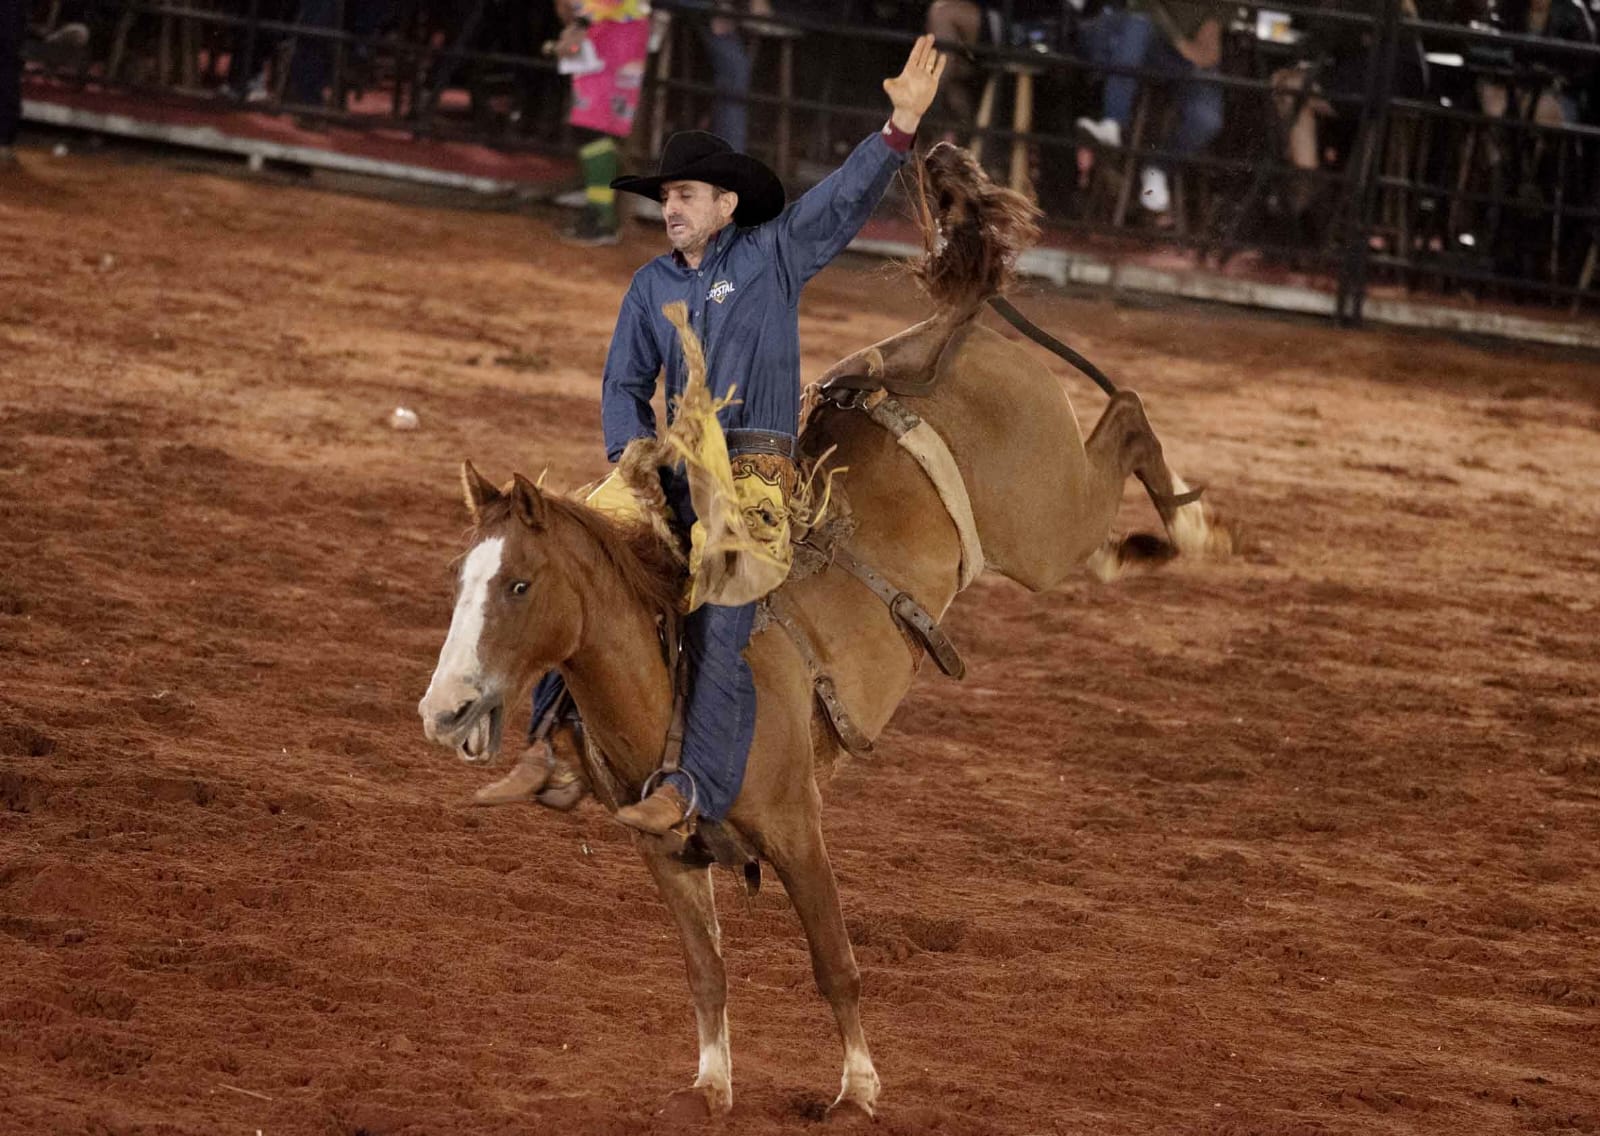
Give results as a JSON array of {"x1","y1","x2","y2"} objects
[{"x1": 726, "y1": 429, "x2": 800, "y2": 461}]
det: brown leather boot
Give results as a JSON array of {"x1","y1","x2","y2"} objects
[
  {"x1": 471, "y1": 745, "x2": 552, "y2": 807},
  {"x1": 473, "y1": 725, "x2": 591, "y2": 809},
  {"x1": 614, "y1": 782, "x2": 692, "y2": 836}
]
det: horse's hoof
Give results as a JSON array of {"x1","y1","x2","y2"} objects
[
  {"x1": 659, "y1": 1084, "x2": 730, "y2": 1122},
  {"x1": 825, "y1": 1098, "x2": 875, "y2": 1126}
]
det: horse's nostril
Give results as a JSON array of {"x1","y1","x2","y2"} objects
[{"x1": 441, "y1": 699, "x2": 475, "y2": 729}]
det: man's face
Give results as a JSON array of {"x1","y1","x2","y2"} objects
[{"x1": 661, "y1": 180, "x2": 738, "y2": 256}]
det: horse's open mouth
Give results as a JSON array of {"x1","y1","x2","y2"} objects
[{"x1": 456, "y1": 699, "x2": 504, "y2": 766}]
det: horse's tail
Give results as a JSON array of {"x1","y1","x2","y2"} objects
[{"x1": 910, "y1": 142, "x2": 1042, "y2": 312}]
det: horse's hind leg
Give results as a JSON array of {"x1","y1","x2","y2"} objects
[
  {"x1": 1084, "y1": 390, "x2": 1227, "y2": 575},
  {"x1": 764, "y1": 809, "x2": 880, "y2": 1118},
  {"x1": 640, "y1": 846, "x2": 734, "y2": 1117}
]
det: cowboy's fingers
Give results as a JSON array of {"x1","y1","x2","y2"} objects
[
  {"x1": 904, "y1": 33, "x2": 929, "y2": 75},
  {"x1": 931, "y1": 50, "x2": 948, "y2": 85}
]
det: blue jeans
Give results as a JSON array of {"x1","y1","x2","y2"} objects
[
  {"x1": 1081, "y1": 9, "x2": 1223, "y2": 163},
  {"x1": 698, "y1": 23, "x2": 750, "y2": 153},
  {"x1": 530, "y1": 468, "x2": 757, "y2": 823}
]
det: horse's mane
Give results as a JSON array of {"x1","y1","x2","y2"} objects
[
  {"x1": 478, "y1": 494, "x2": 686, "y2": 622},
  {"x1": 910, "y1": 142, "x2": 1042, "y2": 311}
]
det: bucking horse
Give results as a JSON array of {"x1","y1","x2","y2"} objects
[{"x1": 417, "y1": 142, "x2": 1230, "y2": 1120}]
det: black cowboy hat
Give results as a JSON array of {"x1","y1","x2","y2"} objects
[{"x1": 610, "y1": 131, "x2": 786, "y2": 227}]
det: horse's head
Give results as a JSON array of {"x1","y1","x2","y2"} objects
[
  {"x1": 913, "y1": 141, "x2": 1041, "y2": 310},
  {"x1": 417, "y1": 462, "x2": 584, "y2": 765}
]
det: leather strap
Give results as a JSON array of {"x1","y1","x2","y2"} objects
[
  {"x1": 639, "y1": 615, "x2": 698, "y2": 818},
  {"x1": 827, "y1": 545, "x2": 966, "y2": 680},
  {"x1": 766, "y1": 592, "x2": 876, "y2": 754},
  {"x1": 527, "y1": 689, "x2": 572, "y2": 747},
  {"x1": 861, "y1": 392, "x2": 986, "y2": 591},
  {"x1": 656, "y1": 615, "x2": 687, "y2": 775}
]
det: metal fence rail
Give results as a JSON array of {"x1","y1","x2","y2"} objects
[{"x1": 21, "y1": 0, "x2": 1600, "y2": 320}]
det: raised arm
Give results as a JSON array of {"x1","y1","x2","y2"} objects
[
  {"x1": 768, "y1": 34, "x2": 946, "y2": 291},
  {"x1": 601, "y1": 281, "x2": 664, "y2": 462}
]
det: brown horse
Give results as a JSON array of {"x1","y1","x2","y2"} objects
[{"x1": 417, "y1": 142, "x2": 1227, "y2": 1120}]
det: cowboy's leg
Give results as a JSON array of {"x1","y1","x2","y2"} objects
[
  {"x1": 472, "y1": 671, "x2": 588, "y2": 808},
  {"x1": 663, "y1": 600, "x2": 758, "y2": 822},
  {"x1": 529, "y1": 670, "x2": 567, "y2": 732}
]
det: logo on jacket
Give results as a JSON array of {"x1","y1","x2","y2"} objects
[{"x1": 708, "y1": 280, "x2": 736, "y2": 304}]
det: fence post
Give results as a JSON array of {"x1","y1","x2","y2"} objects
[{"x1": 1335, "y1": 0, "x2": 1403, "y2": 326}]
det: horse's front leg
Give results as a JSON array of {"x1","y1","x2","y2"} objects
[
  {"x1": 764, "y1": 806, "x2": 880, "y2": 1119},
  {"x1": 640, "y1": 844, "x2": 733, "y2": 1118}
]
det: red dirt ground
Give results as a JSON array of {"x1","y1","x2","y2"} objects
[{"x1": 3, "y1": 150, "x2": 1599, "y2": 1136}]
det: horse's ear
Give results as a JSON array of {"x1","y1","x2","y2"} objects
[
  {"x1": 509, "y1": 472, "x2": 548, "y2": 531},
  {"x1": 461, "y1": 461, "x2": 501, "y2": 522}
]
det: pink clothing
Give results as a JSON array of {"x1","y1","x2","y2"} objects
[{"x1": 569, "y1": 18, "x2": 650, "y2": 138}]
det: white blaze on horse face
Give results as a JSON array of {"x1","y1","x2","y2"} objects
[{"x1": 420, "y1": 536, "x2": 504, "y2": 734}]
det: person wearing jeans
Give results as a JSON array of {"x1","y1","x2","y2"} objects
[
  {"x1": 470, "y1": 38, "x2": 950, "y2": 835},
  {"x1": 699, "y1": 15, "x2": 752, "y2": 153},
  {"x1": 1075, "y1": 0, "x2": 1223, "y2": 215}
]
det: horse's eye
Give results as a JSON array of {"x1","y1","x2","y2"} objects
[{"x1": 509, "y1": 580, "x2": 531, "y2": 597}]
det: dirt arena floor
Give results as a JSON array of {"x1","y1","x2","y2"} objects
[{"x1": 3, "y1": 149, "x2": 1599, "y2": 1136}]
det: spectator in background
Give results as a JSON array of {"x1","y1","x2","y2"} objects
[
  {"x1": 1, "y1": 0, "x2": 22, "y2": 168},
  {"x1": 924, "y1": 0, "x2": 1075, "y2": 140},
  {"x1": 280, "y1": 0, "x2": 394, "y2": 111},
  {"x1": 1477, "y1": 0, "x2": 1597, "y2": 127},
  {"x1": 283, "y1": 0, "x2": 338, "y2": 107},
  {"x1": 554, "y1": 0, "x2": 651, "y2": 244},
  {"x1": 1074, "y1": 0, "x2": 1224, "y2": 216},
  {"x1": 926, "y1": 0, "x2": 984, "y2": 131},
  {"x1": 700, "y1": 2, "x2": 765, "y2": 153},
  {"x1": 1270, "y1": 0, "x2": 1429, "y2": 217}
]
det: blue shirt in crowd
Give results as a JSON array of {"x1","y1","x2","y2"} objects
[{"x1": 600, "y1": 129, "x2": 909, "y2": 461}]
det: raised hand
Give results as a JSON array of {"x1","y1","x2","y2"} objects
[{"x1": 883, "y1": 33, "x2": 948, "y2": 134}]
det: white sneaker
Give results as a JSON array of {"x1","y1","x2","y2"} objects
[
  {"x1": 1139, "y1": 165, "x2": 1170, "y2": 214},
  {"x1": 1074, "y1": 116, "x2": 1122, "y2": 148}
]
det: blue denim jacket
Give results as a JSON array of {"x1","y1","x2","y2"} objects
[{"x1": 600, "y1": 130, "x2": 908, "y2": 461}]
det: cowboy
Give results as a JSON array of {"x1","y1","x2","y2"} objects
[{"x1": 474, "y1": 34, "x2": 948, "y2": 835}]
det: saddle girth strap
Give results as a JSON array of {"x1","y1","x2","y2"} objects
[
  {"x1": 765, "y1": 592, "x2": 876, "y2": 755},
  {"x1": 659, "y1": 616, "x2": 690, "y2": 776},
  {"x1": 827, "y1": 545, "x2": 966, "y2": 680},
  {"x1": 852, "y1": 390, "x2": 986, "y2": 592}
]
